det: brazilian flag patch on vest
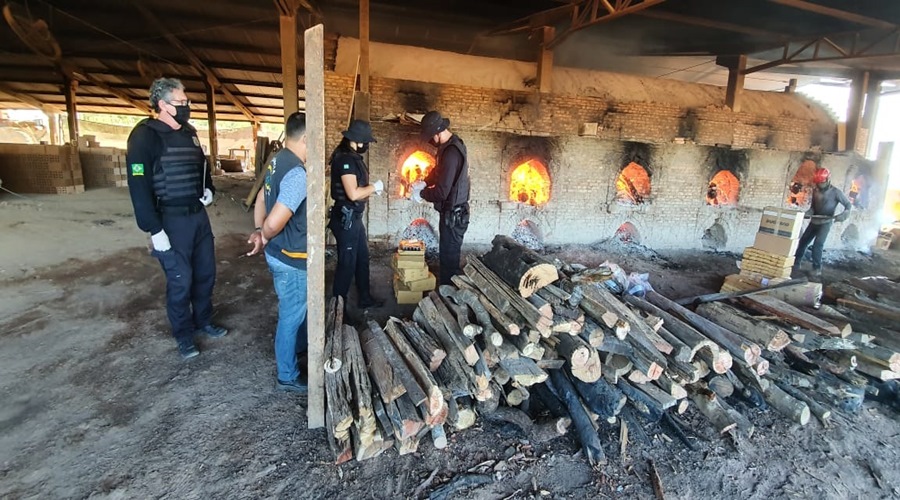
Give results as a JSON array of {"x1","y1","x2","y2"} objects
[{"x1": 131, "y1": 163, "x2": 144, "y2": 176}]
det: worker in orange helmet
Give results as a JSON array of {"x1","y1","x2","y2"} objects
[{"x1": 792, "y1": 167, "x2": 852, "y2": 279}]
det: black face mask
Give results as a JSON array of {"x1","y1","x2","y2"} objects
[
  {"x1": 171, "y1": 104, "x2": 191, "y2": 125},
  {"x1": 355, "y1": 143, "x2": 369, "y2": 154}
]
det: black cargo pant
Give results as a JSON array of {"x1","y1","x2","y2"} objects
[
  {"x1": 438, "y1": 204, "x2": 470, "y2": 286},
  {"x1": 793, "y1": 221, "x2": 832, "y2": 272},
  {"x1": 152, "y1": 205, "x2": 216, "y2": 342},
  {"x1": 329, "y1": 211, "x2": 373, "y2": 303}
]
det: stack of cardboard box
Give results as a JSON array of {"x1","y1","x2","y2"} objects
[
  {"x1": 740, "y1": 206, "x2": 805, "y2": 279},
  {"x1": 392, "y1": 239, "x2": 436, "y2": 304}
]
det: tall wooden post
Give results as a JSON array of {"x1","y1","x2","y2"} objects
[
  {"x1": 846, "y1": 71, "x2": 869, "y2": 154},
  {"x1": 205, "y1": 79, "x2": 219, "y2": 164},
  {"x1": 536, "y1": 26, "x2": 554, "y2": 93},
  {"x1": 280, "y1": 4, "x2": 299, "y2": 119},
  {"x1": 717, "y1": 55, "x2": 746, "y2": 112},
  {"x1": 304, "y1": 23, "x2": 326, "y2": 429},
  {"x1": 353, "y1": 0, "x2": 371, "y2": 121},
  {"x1": 48, "y1": 112, "x2": 59, "y2": 145},
  {"x1": 64, "y1": 78, "x2": 79, "y2": 144},
  {"x1": 861, "y1": 76, "x2": 882, "y2": 156}
]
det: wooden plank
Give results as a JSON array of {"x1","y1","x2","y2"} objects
[
  {"x1": 205, "y1": 81, "x2": 219, "y2": 163},
  {"x1": 304, "y1": 23, "x2": 326, "y2": 429}
]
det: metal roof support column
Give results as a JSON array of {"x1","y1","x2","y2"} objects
[
  {"x1": 205, "y1": 79, "x2": 220, "y2": 169},
  {"x1": 845, "y1": 71, "x2": 869, "y2": 154},
  {"x1": 717, "y1": 55, "x2": 746, "y2": 113},
  {"x1": 278, "y1": 1, "x2": 300, "y2": 119},
  {"x1": 63, "y1": 77, "x2": 79, "y2": 145},
  {"x1": 537, "y1": 26, "x2": 555, "y2": 94}
]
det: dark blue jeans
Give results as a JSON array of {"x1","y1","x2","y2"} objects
[
  {"x1": 793, "y1": 221, "x2": 833, "y2": 272},
  {"x1": 153, "y1": 209, "x2": 216, "y2": 341}
]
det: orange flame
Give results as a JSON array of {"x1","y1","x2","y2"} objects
[
  {"x1": 706, "y1": 170, "x2": 739, "y2": 206},
  {"x1": 615, "y1": 162, "x2": 651, "y2": 205},
  {"x1": 399, "y1": 151, "x2": 435, "y2": 197},
  {"x1": 509, "y1": 159, "x2": 551, "y2": 206}
]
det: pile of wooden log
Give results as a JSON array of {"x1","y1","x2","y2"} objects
[{"x1": 323, "y1": 235, "x2": 900, "y2": 465}]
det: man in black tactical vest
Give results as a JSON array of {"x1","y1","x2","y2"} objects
[
  {"x1": 246, "y1": 112, "x2": 310, "y2": 393},
  {"x1": 329, "y1": 119, "x2": 384, "y2": 309},
  {"x1": 415, "y1": 110, "x2": 471, "y2": 286},
  {"x1": 126, "y1": 77, "x2": 227, "y2": 360}
]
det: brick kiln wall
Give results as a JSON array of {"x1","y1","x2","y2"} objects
[{"x1": 323, "y1": 72, "x2": 884, "y2": 252}]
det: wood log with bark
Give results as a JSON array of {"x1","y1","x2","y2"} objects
[
  {"x1": 695, "y1": 301, "x2": 791, "y2": 352},
  {"x1": 572, "y1": 375, "x2": 627, "y2": 419},
  {"x1": 424, "y1": 292, "x2": 480, "y2": 366},
  {"x1": 737, "y1": 294, "x2": 847, "y2": 337},
  {"x1": 624, "y1": 295, "x2": 720, "y2": 363},
  {"x1": 359, "y1": 326, "x2": 406, "y2": 404},
  {"x1": 467, "y1": 258, "x2": 553, "y2": 335},
  {"x1": 686, "y1": 384, "x2": 737, "y2": 435},
  {"x1": 398, "y1": 320, "x2": 446, "y2": 372},
  {"x1": 384, "y1": 318, "x2": 445, "y2": 421},
  {"x1": 452, "y1": 275, "x2": 523, "y2": 337},
  {"x1": 548, "y1": 369, "x2": 608, "y2": 466},
  {"x1": 343, "y1": 325, "x2": 378, "y2": 453},
  {"x1": 647, "y1": 291, "x2": 762, "y2": 366},
  {"x1": 324, "y1": 308, "x2": 353, "y2": 463},
  {"x1": 367, "y1": 320, "x2": 427, "y2": 407},
  {"x1": 481, "y1": 234, "x2": 559, "y2": 298}
]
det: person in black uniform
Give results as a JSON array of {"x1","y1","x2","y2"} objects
[
  {"x1": 329, "y1": 119, "x2": 384, "y2": 308},
  {"x1": 414, "y1": 110, "x2": 471, "y2": 286},
  {"x1": 126, "y1": 77, "x2": 227, "y2": 360}
]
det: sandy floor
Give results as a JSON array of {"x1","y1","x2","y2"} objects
[{"x1": 1, "y1": 176, "x2": 899, "y2": 499}]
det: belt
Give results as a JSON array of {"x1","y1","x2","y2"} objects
[{"x1": 159, "y1": 203, "x2": 204, "y2": 215}]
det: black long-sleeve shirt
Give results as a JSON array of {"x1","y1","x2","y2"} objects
[
  {"x1": 125, "y1": 121, "x2": 213, "y2": 234},
  {"x1": 421, "y1": 145, "x2": 463, "y2": 210}
]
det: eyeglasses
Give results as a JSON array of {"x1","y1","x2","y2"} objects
[{"x1": 167, "y1": 99, "x2": 191, "y2": 106}]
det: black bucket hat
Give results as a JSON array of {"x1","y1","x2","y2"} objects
[
  {"x1": 342, "y1": 119, "x2": 377, "y2": 143},
  {"x1": 419, "y1": 110, "x2": 450, "y2": 139}
]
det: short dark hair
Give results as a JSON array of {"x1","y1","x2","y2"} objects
[{"x1": 285, "y1": 112, "x2": 307, "y2": 140}]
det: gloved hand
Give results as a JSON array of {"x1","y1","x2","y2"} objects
[
  {"x1": 412, "y1": 180, "x2": 426, "y2": 192},
  {"x1": 151, "y1": 230, "x2": 171, "y2": 252},
  {"x1": 372, "y1": 180, "x2": 384, "y2": 196},
  {"x1": 199, "y1": 188, "x2": 214, "y2": 206},
  {"x1": 412, "y1": 190, "x2": 424, "y2": 204},
  {"x1": 835, "y1": 211, "x2": 850, "y2": 222}
]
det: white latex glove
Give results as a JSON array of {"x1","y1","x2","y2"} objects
[
  {"x1": 412, "y1": 191, "x2": 424, "y2": 204},
  {"x1": 412, "y1": 180, "x2": 426, "y2": 192},
  {"x1": 372, "y1": 180, "x2": 384, "y2": 196},
  {"x1": 199, "y1": 188, "x2": 214, "y2": 206},
  {"x1": 151, "y1": 230, "x2": 172, "y2": 252}
]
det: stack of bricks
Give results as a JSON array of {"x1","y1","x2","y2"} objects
[
  {"x1": 0, "y1": 144, "x2": 84, "y2": 194},
  {"x1": 79, "y1": 147, "x2": 128, "y2": 188},
  {"x1": 391, "y1": 239, "x2": 436, "y2": 304},
  {"x1": 740, "y1": 206, "x2": 805, "y2": 280}
]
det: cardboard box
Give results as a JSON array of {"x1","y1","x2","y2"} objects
[
  {"x1": 753, "y1": 232, "x2": 799, "y2": 257},
  {"x1": 392, "y1": 253, "x2": 425, "y2": 269},
  {"x1": 742, "y1": 246, "x2": 795, "y2": 268},
  {"x1": 875, "y1": 232, "x2": 894, "y2": 250},
  {"x1": 396, "y1": 272, "x2": 436, "y2": 293},
  {"x1": 758, "y1": 206, "x2": 805, "y2": 239}
]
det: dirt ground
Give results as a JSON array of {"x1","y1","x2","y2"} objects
[{"x1": 1, "y1": 175, "x2": 899, "y2": 499}]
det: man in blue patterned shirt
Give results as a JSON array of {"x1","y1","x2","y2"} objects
[{"x1": 247, "y1": 112, "x2": 310, "y2": 393}]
